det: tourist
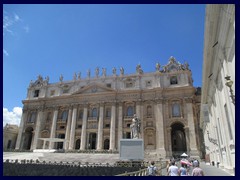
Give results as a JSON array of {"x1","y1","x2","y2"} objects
[
  {"x1": 168, "y1": 161, "x2": 179, "y2": 176},
  {"x1": 147, "y1": 161, "x2": 157, "y2": 176},
  {"x1": 192, "y1": 160, "x2": 204, "y2": 176}
]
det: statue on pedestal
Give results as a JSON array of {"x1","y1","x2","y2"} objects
[{"x1": 130, "y1": 114, "x2": 141, "y2": 139}]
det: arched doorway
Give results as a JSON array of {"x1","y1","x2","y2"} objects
[
  {"x1": 171, "y1": 123, "x2": 187, "y2": 158},
  {"x1": 104, "y1": 139, "x2": 109, "y2": 150},
  {"x1": 23, "y1": 127, "x2": 34, "y2": 150},
  {"x1": 75, "y1": 139, "x2": 80, "y2": 149}
]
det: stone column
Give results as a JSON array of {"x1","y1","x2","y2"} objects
[
  {"x1": 64, "y1": 106, "x2": 73, "y2": 150},
  {"x1": 184, "y1": 127, "x2": 190, "y2": 154},
  {"x1": 15, "y1": 109, "x2": 27, "y2": 150},
  {"x1": 69, "y1": 105, "x2": 77, "y2": 150},
  {"x1": 50, "y1": 107, "x2": 58, "y2": 149},
  {"x1": 80, "y1": 106, "x2": 88, "y2": 150},
  {"x1": 154, "y1": 100, "x2": 166, "y2": 157},
  {"x1": 186, "y1": 99, "x2": 198, "y2": 156},
  {"x1": 32, "y1": 108, "x2": 44, "y2": 150},
  {"x1": 97, "y1": 104, "x2": 104, "y2": 150},
  {"x1": 136, "y1": 101, "x2": 143, "y2": 139},
  {"x1": 118, "y1": 103, "x2": 123, "y2": 145},
  {"x1": 167, "y1": 127, "x2": 172, "y2": 157},
  {"x1": 109, "y1": 103, "x2": 116, "y2": 150}
]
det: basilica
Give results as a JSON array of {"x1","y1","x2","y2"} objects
[{"x1": 15, "y1": 56, "x2": 203, "y2": 159}]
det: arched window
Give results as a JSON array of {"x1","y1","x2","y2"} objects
[
  {"x1": 92, "y1": 108, "x2": 97, "y2": 117},
  {"x1": 147, "y1": 106, "x2": 152, "y2": 116},
  {"x1": 172, "y1": 103, "x2": 180, "y2": 117},
  {"x1": 127, "y1": 106, "x2": 133, "y2": 116},
  {"x1": 62, "y1": 110, "x2": 68, "y2": 121}
]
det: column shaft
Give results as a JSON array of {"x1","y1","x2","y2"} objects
[
  {"x1": 50, "y1": 109, "x2": 58, "y2": 149},
  {"x1": 15, "y1": 111, "x2": 27, "y2": 150},
  {"x1": 64, "y1": 108, "x2": 72, "y2": 150},
  {"x1": 97, "y1": 105, "x2": 104, "y2": 150},
  {"x1": 69, "y1": 107, "x2": 77, "y2": 149},
  {"x1": 80, "y1": 107, "x2": 88, "y2": 150},
  {"x1": 109, "y1": 104, "x2": 116, "y2": 150},
  {"x1": 32, "y1": 110, "x2": 43, "y2": 150},
  {"x1": 155, "y1": 102, "x2": 166, "y2": 157}
]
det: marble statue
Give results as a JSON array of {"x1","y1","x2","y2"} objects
[
  {"x1": 155, "y1": 62, "x2": 161, "y2": 71},
  {"x1": 102, "y1": 68, "x2": 106, "y2": 77},
  {"x1": 95, "y1": 67, "x2": 99, "y2": 77},
  {"x1": 130, "y1": 114, "x2": 141, "y2": 139},
  {"x1": 112, "y1": 67, "x2": 117, "y2": 75},
  {"x1": 120, "y1": 67, "x2": 124, "y2": 75},
  {"x1": 73, "y1": 72, "x2": 77, "y2": 81},
  {"x1": 78, "y1": 72, "x2": 81, "y2": 80},
  {"x1": 59, "y1": 74, "x2": 63, "y2": 82},
  {"x1": 87, "y1": 69, "x2": 90, "y2": 78}
]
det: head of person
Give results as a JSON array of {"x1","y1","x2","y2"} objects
[
  {"x1": 171, "y1": 161, "x2": 175, "y2": 166},
  {"x1": 193, "y1": 160, "x2": 199, "y2": 167},
  {"x1": 151, "y1": 161, "x2": 155, "y2": 165}
]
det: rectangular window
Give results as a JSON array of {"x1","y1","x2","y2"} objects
[
  {"x1": 170, "y1": 76, "x2": 178, "y2": 85},
  {"x1": 34, "y1": 90, "x2": 40, "y2": 97},
  {"x1": 106, "y1": 83, "x2": 111, "y2": 88},
  {"x1": 50, "y1": 90, "x2": 55, "y2": 96}
]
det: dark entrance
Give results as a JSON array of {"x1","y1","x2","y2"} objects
[
  {"x1": 57, "y1": 134, "x2": 65, "y2": 149},
  {"x1": 171, "y1": 123, "x2": 187, "y2": 158},
  {"x1": 104, "y1": 139, "x2": 109, "y2": 150},
  {"x1": 88, "y1": 133, "x2": 96, "y2": 149},
  {"x1": 75, "y1": 139, "x2": 80, "y2": 149},
  {"x1": 23, "y1": 127, "x2": 34, "y2": 150}
]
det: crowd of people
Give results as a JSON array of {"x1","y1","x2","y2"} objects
[
  {"x1": 147, "y1": 157, "x2": 204, "y2": 176},
  {"x1": 166, "y1": 158, "x2": 204, "y2": 176}
]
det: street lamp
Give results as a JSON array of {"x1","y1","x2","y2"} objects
[{"x1": 225, "y1": 75, "x2": 235, "y2": 105}]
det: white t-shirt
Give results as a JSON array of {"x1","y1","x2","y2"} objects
[{"x1": 168, "y1": 165, "x2": 179, "y2": 176}]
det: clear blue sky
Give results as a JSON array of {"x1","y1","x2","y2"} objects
[{"x1": 3, "y1": 4, "x2": 205, "y2": 115}]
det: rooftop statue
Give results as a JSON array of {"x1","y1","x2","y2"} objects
[
  {"x1": 95, "y1": 67, "x2": 99, "y2": 77},
  {"x1": 87, "y1": 69, "x2": 91, "y2": 78},
  {"x1": 155, "y1": 62, "x2": 161, "y2": 71},
  {"x1": 102, "y1": 68, "x2": 106, "y2": 77},
  {"x1": 73, "y1": 72, "x2": 77, "y2": 81},
  {"x1": 112, "y1": 67, "x2": 116, "y2": 75},
  {"x1": 59, "y1": 74, "x2": 63, "y2": 82},
  {"x1": 120, "y1": 67, "x2": 124, "y2": 75},
  {"x1": 78, "y1": 72, "x2": 81, "y2": 80}
]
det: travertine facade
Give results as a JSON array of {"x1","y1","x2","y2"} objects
[
  {"x1": 3, "y1": 124, "x2": 19, "y2": 150},
  {"x1": 200, "y1": 4, "x2": 235, "y2": 174},
  {"x1": 16, "y1": 56, "x2": 202, "y2": 159}
]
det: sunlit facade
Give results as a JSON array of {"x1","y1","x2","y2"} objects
[{"x1": 16, "y1": 57, "x2": 203, "y2": 159}]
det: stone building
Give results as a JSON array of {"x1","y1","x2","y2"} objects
[
  {"x1": 200, "y1": 4, "x2": 235, "y2": 174},
  {"x1": 15, "y1": 56, "x2": 202, "y2": 159},
  {"x1": 3, "y1": 124, "x2": 19, "y2": 150}
]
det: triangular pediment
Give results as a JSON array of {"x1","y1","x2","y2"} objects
[{"x1": 72, "y1": 82, "x2": 116, "y2": 95}]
